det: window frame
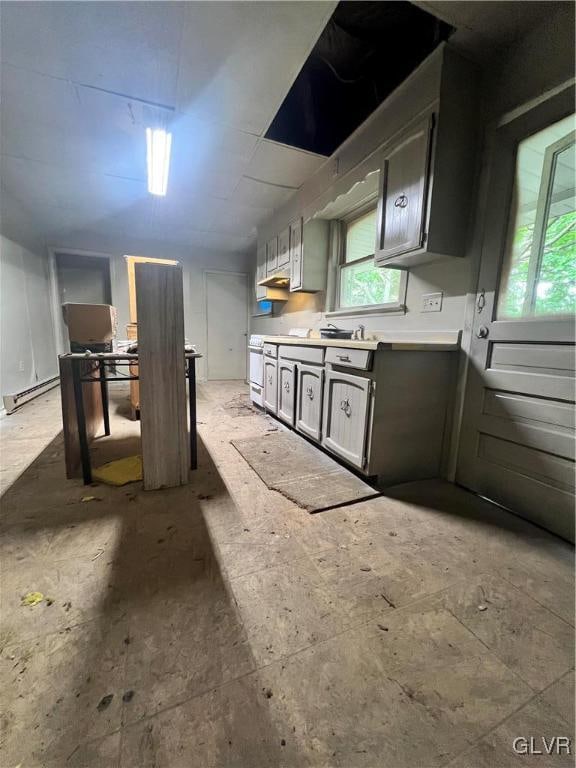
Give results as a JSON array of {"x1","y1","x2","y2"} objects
[
  {"x1": 522, "y1": 130, "x2": 575, "y2": 316},
  {"x1": 497, "y1": 117, "x2": 576, "y2": 321},
  {"x1": 328, "y1": 200, "x2": 407, "y2": 317}
]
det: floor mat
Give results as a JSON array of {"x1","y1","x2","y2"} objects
[{"x1": 231, "y1": 430, "x2": 380, "y2": 513}]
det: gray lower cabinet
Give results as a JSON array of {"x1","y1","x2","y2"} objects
[
  {"x1": 277, "y1": 360, "x2": 296, "y2": 425},
  {"x1": 322, "y1": 370, "x2": 371, "y2": 469},
  {"x1": 296, "y1": 364, "x2": 324, "y2": 441},
  {"x1": 263, "y1": 358, "x2": 277, "y2": 413}
]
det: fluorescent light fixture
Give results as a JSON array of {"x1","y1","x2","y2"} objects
[{"x1": 146, "y1": 127, "x2": 172, "y2": 196}]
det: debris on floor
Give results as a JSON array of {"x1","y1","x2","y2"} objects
[
  {"x1": 92, "y1": 455, "x2": 143, "y2": 486},
  {"x1": 122, "y1": 690, "x2": 135, "y2": 703},
  {"x1": 96, "y1": 694, "x2": 114, "y2": 712},
  {"x1": 81, "y1": 495, "x2": 100, "y2": 503},
  {"x1": 21, "y1": 591, "x2": 44, "y2": 607},
  {"x1": 223, "y1": 394, "x2": 260, "y2": 417}
]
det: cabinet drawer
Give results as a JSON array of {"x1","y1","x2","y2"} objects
[
  {"x1": 263, "y1": 343, "x2": 278, "y2": 359},
  {"x1": 322, "y1": 370, "x2": 371, "y2": 469},
  {"x1": 278, "y1": 345, "x2": 324, "y2": 365},
  {"x1": 325, "y1": 347, "x2": 372, "y2": 370}
]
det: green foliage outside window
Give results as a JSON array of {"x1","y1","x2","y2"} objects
[
  {"x1": 340, "y1": 259, "x2": 401, "y2": 308},
  {"x1": 500, "y1": 210, "x2": 576, "y2": 317}
]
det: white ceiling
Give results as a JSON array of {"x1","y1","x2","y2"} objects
[{"x1": 0, "y1": 1, "x2": 335, "y2": 254}]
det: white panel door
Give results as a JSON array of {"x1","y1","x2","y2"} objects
[
  {"x1": 206, "y1": 272, "x2": 248, "y2": 380},
  {"x1": 457, "y1": 94, "x2": 575, "y2": 542},
  {"x1": 323, "y1": 370, "x2": 371, "y2": 469}
]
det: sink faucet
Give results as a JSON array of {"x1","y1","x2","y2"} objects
[{"x1": 356, "y1": 324, "x2": 365, "y2": 341}]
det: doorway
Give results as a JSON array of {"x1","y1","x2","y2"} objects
[
  {"x1": 205, "y1": 271, "x2": 248, "y2": 381},
  {"x1": 54, "y1": 252, "x2": 112, "y2": 352},
  {"x1": 457, "y1": 87, "x2": 575, "y2": 542}
]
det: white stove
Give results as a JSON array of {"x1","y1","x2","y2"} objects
[{"x1": 248, "y1": 335, "x2": 265, "y2": 406}]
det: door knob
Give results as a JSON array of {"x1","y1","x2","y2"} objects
[{"x1": 477, "y1": 325, "x2": 489, "y2": 339}]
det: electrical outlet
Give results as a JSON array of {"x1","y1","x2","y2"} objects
[{"x1": 422, "y1": 292, "x2": 443, "y2": 312}]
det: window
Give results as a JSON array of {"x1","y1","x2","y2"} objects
[
  {"x1": 338, "y1": 206, "x2": 404, "y2": 310},
  {"x1": 498, "y1": 114, "x2": 576, "y2": 319}
]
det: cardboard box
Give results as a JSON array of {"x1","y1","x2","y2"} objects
[{"x1": 63, "y1": 303, "x2": 118, "y2": 344}]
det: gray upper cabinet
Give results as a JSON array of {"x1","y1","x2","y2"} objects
[
  {"x1": 263, "y1": 358, "x2": 278, "y2": 413},
  {"x1": 277, "y1": 227, "x2": 290, "y2": 268},
  {"x1": 266, "y1": 237, "x2": 278, "y2": 275},
  {"x1": 322, "y1": 370, "x2": 371, "y2": 469},
  {"x1": 255, "y1": 246, "x2": 267, "y2": 300},
  {"x1": 289, "y1": 218, "x2": 303, "y2": 290},
  {"x1": 290, "y1": 219, "x2": 328, "y2": 293},
  {"x1": 374, "y1": 50, "x2": 479, "y2": 268},
  {"x1": 296, "y1": 363, "x2": 324, "y2": 441},
  {"x1": 277, "y1": 359, "x2": 296, "y2": 426},
  {"x1": 376, "y1": 116, "x2": 432, "y2": 262}
]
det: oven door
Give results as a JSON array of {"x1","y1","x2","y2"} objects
[{"x1": 249, "y1": 347, "x2": 264, "y2": 386}]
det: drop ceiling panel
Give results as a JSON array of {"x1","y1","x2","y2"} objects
[
  {"x1": 0, "y1": 1, "x2": 337, "y2": 253},
  {"x1": 176, "y1": 1, "x2": 337, "y2": 134},
  {"x1": 0, "y1": 2, "x2": 185, "y2": 105},
  {"x1": 234, "y1": 176, "x2": 296, "y2": 210},
  {"x1": 212, "y1": 201, "x2": 273, "y2": 236},
  {"x1": 246, "y1": 139, "x2": 325, "y2": 187}
]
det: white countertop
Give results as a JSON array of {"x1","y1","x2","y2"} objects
[{"x1": 261, "y1": 330, "x2": 461, "y2": 352}]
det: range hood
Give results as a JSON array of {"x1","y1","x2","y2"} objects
[
  {"x1": 262, "y1": 285, "x2": 289, "y2": 301},
  {"x1": 258, "y1": 270, "x2": 290, "y2": 288}
]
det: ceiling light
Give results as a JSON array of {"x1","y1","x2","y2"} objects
[{"x1": 146, "y1": 127, "x2": 172, "y2": 196}]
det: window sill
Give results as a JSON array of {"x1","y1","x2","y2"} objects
[{"x1": 326, "y1": 303, "x2": 406, "y2": 319}]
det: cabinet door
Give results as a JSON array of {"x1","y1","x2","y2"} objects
[
  {"x1": 296, "y1": 364, "x2": 324, "y2": 441},
  {"x1": 375, "y1": 116, "x2": 432, "y2": 262},
  {"x1": 256, "y1": 246, "x2": 266, "y2": 300},
  {"x1": 322, "y1": 370, "x2": 371, "y2": 469},
  {"x1": 289, "y1": 218, "x2": 303, "y2": 290},
  {"x1": 266, "y1": 237, "x2": 278, "y2": 274},
  {"x1": 263, "y1": 358, "x2": 278, "y2": 413},
  {"x1": 277, "y1": 360, "x2": 296, "y2": 426},
  {"x1": 278, "y1": 227, "x2": 290, "y2": 268}
]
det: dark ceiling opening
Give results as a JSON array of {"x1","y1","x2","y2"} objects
[{"x1": 265, "y1": 1, "x2": 453, "y2": 156}]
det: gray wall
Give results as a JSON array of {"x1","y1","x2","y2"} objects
[
  {"x1": 49, "y1": 233, "x2": 251, "y2": 381},
  {"x1": 0, "y1": 234, "x2": 58, "y2": 396},
  {"x1": 250, "y1": 7, "x2": 575, "y2": 342}
]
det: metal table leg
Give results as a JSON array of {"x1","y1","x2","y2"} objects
[
  {"x1": 72, "y1": 359, "x2": 92, "y2": 485},
  {"x1": 99, "y1": 360, "x2": 110, "y2": 436},
  {"x1": 188, "y1": 357, "x2": 197, "y2": 470}
]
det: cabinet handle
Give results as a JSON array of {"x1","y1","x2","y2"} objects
[
  {"x1": 283, "y1": 381, "x2": 290, "y2": 392},
  {"x1": 340, "y1": 398, "x2": 352, "y2": 417},
  {"x1": 394, "y1": 194, "x2": 408, "y2": 209},
  {"x1": 306, "y1": 386, "x2": 314, "y2": 400},
  {"x1": 268, "y1": 375, "x2": 273, "y2": 385},
  {"x1": 337, "y1": 354, "x2": 351, "y2": 362}
]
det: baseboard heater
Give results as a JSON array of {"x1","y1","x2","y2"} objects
[{"x1": 3, "y1": 375, "x2": 60, "y2": 414}]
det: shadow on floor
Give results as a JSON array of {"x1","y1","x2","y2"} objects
[{"x1": 0, "y1": 424, "x2": 296, "y2": 766}]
